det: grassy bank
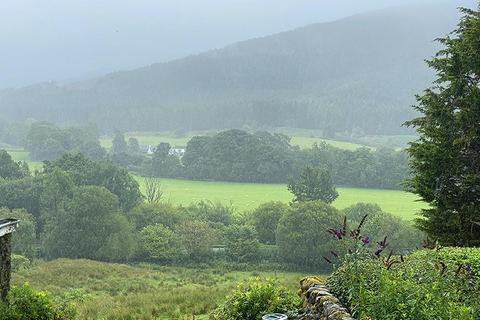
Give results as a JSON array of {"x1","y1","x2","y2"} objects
[{"x1": 13, "y1": 259, "x2": 303, "y2": 320}]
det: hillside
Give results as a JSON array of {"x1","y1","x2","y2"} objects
[{"x1": 0, "y1": 3, "x2": 461, "y2": 134}]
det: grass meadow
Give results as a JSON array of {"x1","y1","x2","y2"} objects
[
  {"x1": 134, "y1": 176, "x2": 426, "y2": 220},
  {"x1": 3, "y1": 147, "x2": 43, "y2": 171},
  {"x1": 100, "y1": 131, "x2": 368, "y2": 150},
  {"x1": 289, "y1": 136, "x2": 366, "y2": 150},
  {"x1": 13, "y1": 259, "x2": 303, "y2": 320}
]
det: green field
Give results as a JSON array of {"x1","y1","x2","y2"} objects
[
  {"x1": 352, "y1": 134, "x2": 417, "y2": 150},
  {"x1": 13, "y1": 259, "x2": 303, "y2": 320},
  {"x1": 100, "y1": 131, "x2": 368, "y2": 151},
  {"x1": 100, "y1": 131, "x2": 204, "y2": 149},
  {"x1": 289, "y1": 136, "x2": 366, "y2": 150},
  {"x1": 4, "y1": 148, "x2": 43, "y2": 171},
  {"x1": 4, "y1": 148, "x2": 426, "y2": 220},
  {"x1": 134, "y1": 176, "x2": 427, "y2": 220}
]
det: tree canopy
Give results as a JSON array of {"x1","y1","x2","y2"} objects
[
  {"x1": 406, "y1": 5, "x2": 480, "y2": 246},
  {"x1": 0, "y1": 150, "x2": 28, "y2": 179},
  {"x1": 288, "y1": 166, "x2": 338, "y2": 203}
]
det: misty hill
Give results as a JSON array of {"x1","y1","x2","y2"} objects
[{"x1": 0, "y1": 4, "x2": 461, "y2": 135}]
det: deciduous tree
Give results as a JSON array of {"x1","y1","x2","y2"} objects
[{"x1": 288, "y1": 166, "x2": 338, "y2": 203}]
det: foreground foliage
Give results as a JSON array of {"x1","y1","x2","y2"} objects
[
  {"x1": 211, "y1": 278, "x2": 300, "y2": 320},
  {"x1": 12, "y1": 259, "x2": 301, "y2": 320},
  {"x1": 0, "y1": 284, "x2": 76, "y2": 320},
  {"x1": 328, "y1": 248, "x2": 480, "y2": 320}
]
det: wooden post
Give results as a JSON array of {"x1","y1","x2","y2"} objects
[{"x1": 0, "y1": 233, "x2": 12, "y2": 302}]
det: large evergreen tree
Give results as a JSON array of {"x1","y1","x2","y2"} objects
[{"x1": 406, "y1": 5, "x2": 480, "y2": 246}]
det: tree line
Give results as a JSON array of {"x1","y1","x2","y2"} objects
[
  {"x1": 3, "y1": 121, "x2": 409, "y2": 189},
  {"x1": 0, "y1": 151, "x2": 422, "y2": 270},
  {"x1": 145, "y1": 129, "x2": 409, "y2": 189}
]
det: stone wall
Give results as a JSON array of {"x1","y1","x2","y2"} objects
[{"x1": 297, "y1": 277, "x2": 355, "y2": 320}]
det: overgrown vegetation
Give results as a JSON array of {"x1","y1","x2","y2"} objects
[
  {"x1": 211, "y1": 278, "x2": 301, "y2": 320},
  {"x1": 322, "y1": 206, "x2": 479, "y2": 319},
  {"x1": 0, "y1": 283, "x2": 77, "y2": 320},
  {"x1": 12, "y1": 259, "x2": 302, "y2": 320},
  {"x1": 328, "y1": 248, "x2": 480, "y2": 320}
]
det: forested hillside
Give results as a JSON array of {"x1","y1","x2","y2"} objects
[{"x1": 0, "y1": 4, "x2": 459, "y2": 134}]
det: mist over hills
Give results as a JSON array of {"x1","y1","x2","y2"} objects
[{"x1": 0, "y1": 3, "x2": 463, "y2": 135}]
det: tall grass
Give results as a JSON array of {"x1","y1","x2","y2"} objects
[{"x1": 13, "y1": 259, "x2": 302, "y2": 320}]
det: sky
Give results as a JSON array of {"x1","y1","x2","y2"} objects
[{"x1": 0, "y1": 0, "x2": 475, "y2": 88}]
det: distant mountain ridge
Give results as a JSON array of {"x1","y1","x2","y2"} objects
[{"x1": 0, "y1": 3, "x2": 462, "y2": 135}]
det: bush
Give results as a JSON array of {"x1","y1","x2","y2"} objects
[
  {"x1": 411, "y1": 247, "x2": 480, "y2": 275},
  {"x1": 140, "y1": 224, "x2": 180, "y2": 261},
  {"x1": 0, "y1": 283, "x2": 77, "y2": 320},
  {"x1": 12, "y1": 254, "x2": 31, "y2": 272},
  {"x1": 175, "y1": 220, "x2": 217, "y2": 263},
  {"x1": 224, "y1": 225, "x2": 260, "y2": 263},
  {"x1": 186, "y1": 201, "x2": 234, "y2": 227},
  {"x1": 128, "y1": 202, "x2": 186, "y2": 230},
  {"x1": 251, "y1": 202, "x2": 288, "y2": 245},
  {"x1": 211, "y1": 278, "x2": 300, "y2": 320},
  {"x1": 276, "y1": 201, "x2": 342, "y2": 270},
  {"x1": 343, "y1": 203, "x2": 424, "y2": 254},
  {"x1": 327, "y1": 250, "x2": 480, "y2": 320}
]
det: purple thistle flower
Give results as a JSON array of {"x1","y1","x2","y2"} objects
[
  {"x1": 361, "y1": 236, "x2": 370, "y2": 245},
  {"x1": 327, "y1": 228, "x2": 345, "y2": 239}
]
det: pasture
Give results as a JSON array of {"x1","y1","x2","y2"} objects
[
  {"x1": 134, "y1": 176, "x2": 427, "y2": 220},
  {"x1": 13, "y1": 259, "x2": 303, "y2": 320},
  {"x1": 100, "y1": 131, "x2": 368, "y2": 150},
  {"x1": 3, "y1": 147, "x2": 43, "y2": 171},
  {"x1": 5, "y1": 148, "x2": 427, "y2": 220},
  {"x1": 289, "y1": 136, "x2": 365, "y2": 150}
]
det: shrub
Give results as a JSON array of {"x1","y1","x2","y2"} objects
[
  {"x1": 325, "y1": 217, "x2": 480, "y2": 319},
  {"x1": 276, "y1": 201, "x2": 342, "y2": 270},
  {"x1": 251, "y1": 202, "x2": 288, "y2": 245},
  {"x1": 186, "y1": 201, "x2": 234, "y2": 227},
  {"x1": 343, "y1": 203, "x2": 424, "y2": 254},
  {"x1": 128, "y1": 202, "x2": 186, "y2": 230},
  {"x1": 328, "y1": 251, "x2": 480, "y2": 320},
  {"x1": 175, "y1": 220, "x2": 217, "y2": 262},
  {"x1": 140, "y1": 224, "x2": 180, "y2": 261},
  {"x1": 210, "y1": 278, "x2": 300, "y2": 320},
  {"x1": 411, "y1": 247, "x2": 480, "y2": 275},
  {"x1": 12, "y1": 254, "x2": 31, "y2": 272},
  {"x1": 224, "y1": 225, "x2": 260, "y2": 263},
  {"x1": 0, "y1": 283, "x2": 77, "y2": 320}
]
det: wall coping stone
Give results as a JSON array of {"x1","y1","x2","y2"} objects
[{"x1": 297, "y1": 277, "x2": 355, "y2": 320}]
